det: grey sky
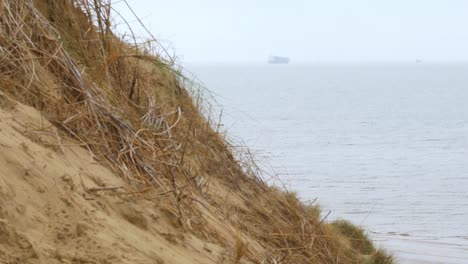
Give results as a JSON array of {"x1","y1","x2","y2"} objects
[{"x1": 115, "y1": 1, "x2": 468, "y2": 63}]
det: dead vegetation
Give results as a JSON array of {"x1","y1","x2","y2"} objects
[{"x1": 0, "y1": 0, "x2": 394, "y2": 263}]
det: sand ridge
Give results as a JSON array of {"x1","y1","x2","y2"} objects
[{"x1": 0, "y1": 95, "x2": 242, "y2": 264}]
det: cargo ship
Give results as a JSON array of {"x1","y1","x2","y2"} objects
[{"x1": 268, "y1": 56, "x2": 290, "y2": 64}]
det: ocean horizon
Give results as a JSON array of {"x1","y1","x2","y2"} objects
[{"x1": 189, "y1": 63, "x2": 468, "y2": 264}]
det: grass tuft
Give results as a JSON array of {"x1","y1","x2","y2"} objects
[
  {"x1": 332, "y1": 219, "x2": 375, "y2": 255},
  {"x1": 367, "y1": 249, "x2": 395, "y2": 264}
]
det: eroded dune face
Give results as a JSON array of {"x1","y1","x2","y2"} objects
[
  {"x1": 0, "y1": 99, "x2": 230, "y2": 264},
  {"x1": 0, "y1": 97, "x2": 276, "y2": 264}
]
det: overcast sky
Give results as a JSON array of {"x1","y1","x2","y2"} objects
[{"x1": 114, "y1": 0, "x2": 468, "y2": 64}]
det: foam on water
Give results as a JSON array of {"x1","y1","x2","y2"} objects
[{"x1": 190, "y1": 63, "x2": 468, "y2": 263}]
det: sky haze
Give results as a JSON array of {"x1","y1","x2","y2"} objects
[{"x1": 115, "y1": 1, "x2": 468, "y2": 64}]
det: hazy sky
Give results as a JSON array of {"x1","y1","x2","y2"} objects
[{"x1": 115, "y1": 0, "x2": 468, "y2": 64}]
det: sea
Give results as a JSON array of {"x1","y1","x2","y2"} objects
[{"x1": 188, "y1": 63, "x2": 468, "y2": 264}]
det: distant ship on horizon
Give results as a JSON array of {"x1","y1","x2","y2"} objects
[{"x1": 268, "y1": 55, "x2": 290, "y2": 64}]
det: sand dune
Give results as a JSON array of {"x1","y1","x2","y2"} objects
[
  {"x1": 0, "y1": 1, "x2": 392, "y2": 263},
  {"x1": 0, "y1": 97, "x2": 238, "y2": 263}
]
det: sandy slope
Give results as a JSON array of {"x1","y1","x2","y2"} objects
[
  {"x1": 0, "y1": 95, "x2": 253, "y2": 264},
  {"x1": 0, "y1": 1, "x2": 394, "y2": 262}
]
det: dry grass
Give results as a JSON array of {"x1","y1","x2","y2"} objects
[
  {"x1": 0, "y1": 1, "x2": 394, "y2": 263},
  {"x1": 0, "y1": 0, "x2": 195, "y2": 216},
  {"x1": 235, "y1": 236, "x2": 248, "y2": 264},
  {"x1": 332, "y1": 219, "x2": 375, "y2": 255},
  {"x1": 366, "y1": 249, "x2": 395, "y2": 264}
]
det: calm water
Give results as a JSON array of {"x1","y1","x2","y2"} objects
[{"x1": 189, "y1": 64, "x2": 468, "y2": 263}]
